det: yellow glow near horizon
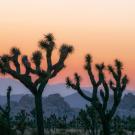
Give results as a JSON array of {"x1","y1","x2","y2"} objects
[{"x1": 0, "y1": 0, "x2": 135, "y2": 89}]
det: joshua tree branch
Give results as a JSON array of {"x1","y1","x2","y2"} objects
[
  {"x1": 46, "y1": 48, "x2": 53, "y2": 72},
  {"x1": 51, "y1": 63, "x2": 65, "y2": 78},
  {"x1": 108, "y1": 65, "x2": 118, "y2": 80},
  {"x1": 5, "y1": 68, "x2": 36, "y2": 95},
  {"x1": 66, "y1": 76, "x2": 92, "y2": 102},
  {"x1": 85, "y1": 64, "x2": 96, "y2": 86},
  {"x1": 102, "y1": 81, "x2": 109, "y2": 111}
]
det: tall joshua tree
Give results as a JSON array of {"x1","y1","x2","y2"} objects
[
  {"x1": 0, "y1": 86, "x2": 12, "y2": 135},
  {"x1": 66, "y1": 54, "x2": 128, "y2": 135},
  {"x1": 0, "y1": 33, "x2": 74, "y2": 135}
]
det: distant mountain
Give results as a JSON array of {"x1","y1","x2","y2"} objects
[
  {"x1": 0, "y1": 78, "x2": 76, "y2": 97},
  {"x1": 64, "y1": 91, "x2": 91, "y2": 108},
  {"x1": 1, "y1": 92, "x2": 135, "y2": 118},
  {"x1": 64, "y1": 92, "x2": 135, "y2": 117},
  {"x1": 0, "y1": 94, "x2": 23, "y2": 105},
  {"x1": 116, "y1": 93, "x2": 135, "y2": 117},
  {"x1": 0, "y1": 95, "x2": 6, "y2": 105},
  {"x1": 0, "y1": 78, "x2": 30, "y2": 95},
  {"x1": 44, "y1": 83, "x2": 76, "y2": 97},
  {"x1": 0, "y1": 77, "x2": 133, "y2": 97},
  {"x1": 119, "y1": 93, "x2": 135, "y2": 110}
]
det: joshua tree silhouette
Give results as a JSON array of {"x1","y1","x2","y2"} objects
[
  {"x1": 0, "y1": 33, "x2": 73, "y2": 135},
  {"x1": 66, "y1": 54, "x2": 128, "y2": 135}
]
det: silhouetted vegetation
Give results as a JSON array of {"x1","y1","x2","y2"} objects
[
  {"x1": 78, "y1": 105, "x2": 100, "y2": 135},
  {"x1": 125, "y1": 116, "x2": 135, "y2": 135},
  {"x1": 14, "y1": 110, "x2": 30, "y2": 135},
  {"x1": 0, "y1": 86, "x2": 12, "y2": 135}
]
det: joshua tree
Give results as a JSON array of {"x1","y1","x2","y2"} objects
[
  {"x1": 0, "y1": 33, "x2": 73, "y2": 135},
  {"x1": 66, "y1": 54, "x2": 128, "y2": 135},
  {"x1": 0, "y1": 86, "x2": 12, "y2": 135},
  {"x1": 15, "y1": 110, "x2": 29, "y2": 135}
]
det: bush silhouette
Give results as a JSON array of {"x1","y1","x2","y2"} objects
[
  {"x1": 14, "y1": 109, "x2": 29, "y2": 135},
  {"x1": 78, "y1": 105, "x2": 100, "y2": 135}
]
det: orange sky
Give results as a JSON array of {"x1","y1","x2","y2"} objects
[{"x1": 0, "y1": 0, "x2": 135, "y2": 90}]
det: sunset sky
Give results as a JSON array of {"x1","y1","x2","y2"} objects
[{"x1": 0, "y1": 0, "x2": 135, "y2": 90}]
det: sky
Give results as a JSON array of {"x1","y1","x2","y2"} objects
[{"x1": 0, "y1": 0, "x2": 135, "y2": 90}]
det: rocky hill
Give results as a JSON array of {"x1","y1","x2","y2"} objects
[{"x1": 9, "y1": 94, "x2": 79, "y2": 119}]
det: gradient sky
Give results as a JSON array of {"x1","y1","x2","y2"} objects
[{"x1": 0, "y1": 0, "x2": 135, "y2": 90}]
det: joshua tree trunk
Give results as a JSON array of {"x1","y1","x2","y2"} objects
[
  {"x1": 102, "y1": 120, "x2": 110, "y2": 135},
  {"x1": 35, "y1": 94, "x2": 44, "y2": 135}
]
